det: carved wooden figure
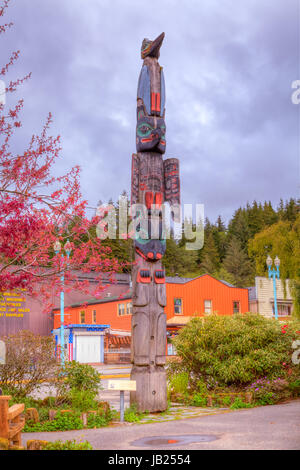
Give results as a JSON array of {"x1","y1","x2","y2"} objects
[{"x1": 130, "y1": 33, "x2": 180, "y2": 412}]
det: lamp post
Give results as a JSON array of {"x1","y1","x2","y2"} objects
[
  {"x1": 266, "y1": 255, "x2": 280, "y2": 320},
  {"x1": 54, "y1": 239, "x2": 72, "y2": 367}
]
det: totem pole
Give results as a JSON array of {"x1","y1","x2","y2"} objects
[{"x1": 130, "y1": 33, "x2": 180, "y2": 412}]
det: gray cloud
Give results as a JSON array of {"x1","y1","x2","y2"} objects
[{"x1": 2, "y1": 0, "x2": 299, "y2": 224}]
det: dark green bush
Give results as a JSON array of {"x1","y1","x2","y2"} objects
[
  {"x1": 230, "y1": 397, "x2": 254, "y2": 409},
  {"x1": 190, "y1": 393, "x2": 207, "y2": 407},
  {"x1": 221, "y1": 395, "x2": 232, "y2": 407},
  {"x1": 24, "y1": 411, "x2": 84, "y2": 432},
  {"x1": 58, "y1": 361, "x2": 101, "y2": 394},
  {"x1": 256, "y1": 392, "x2": 274, "y2": 406},
  {"x1": 246, "y1": 377, "x2": 292, "y2": 404},
  {"x1": 172, "y1": 314, "x2": 300, "y2": 388},
  {"x1": 70, "y1": 388, "x2": 98, "y2": 412},
  {"x1": 53, "y1": 361, "x2": 102, "y2": 409},
  {"x1": 289, "y1": 379, "x2": 300, "y2": 396},
  {"x1": 124, "y1": 404, "x2": 147, "y2": 422},
  {"x1": 42, "y1": 439, "x2": 92, "y2": 450},
  {"x1": 86, "y1": 413, "x2": 108, "y2": 428},
  {"x1": 168, "y1": 372, "x2": 189, "y2": 394}
]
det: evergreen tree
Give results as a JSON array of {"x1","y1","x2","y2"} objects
[
  {"x1": 247, "y1": 200, "x2": 264, "y2": 238},
  {"x1": 216, "y1": 215, "x2": 226, "y2": 232},
  {"x1": 283, "y1": 198, "x2": 300, "y2": 223},
  {"x1": 222, "y1": 237, "x2": 254, "y2": 287},
  {"x1": 200, "y1": 231, "x2": 220, "y2": 274},
  {"x1": 212, "y1": 215, "x2": 228, "y2": 262},
  {"x1": 97, "y1": 196, "x2": 132, "y2": 272},
  {"x1": 164, "y1": 237, "x2": 198, "y2": 277},
  {"x1": 262, "y1": 201, "x2": 278, "y2": 226},
  {"x1": 227, "y1": 208, "x2": 250, "y2": 250}
]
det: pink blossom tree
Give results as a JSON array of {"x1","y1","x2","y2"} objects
[{"x1": 0, "y1": 0, "x2": 127, "y2": 309}]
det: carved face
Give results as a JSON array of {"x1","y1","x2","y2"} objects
[{"x1": 136, "y1": 105, "x2": 166, "y2": 154}]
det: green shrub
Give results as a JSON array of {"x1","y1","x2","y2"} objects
[
  {"x1": 168, "y1": 372, "x2": 189, "y2": 394},
  {"x1": 221, "y1": 395, "x2": 232, "y2": 407},
  {"x1": 7, "y1": 393, "x2": 40, "y2": 410},
  {"x1": 256, "y1": 392, "x2": 274, "y2": 406},
  {"x1": 86, "y1": 413, "x2": 108, "y2": 428},
  {"x1": 289, "y1": 379, "x2": 300, "y2": 396},
  {"x1": 124, "y1": 411, "x2": 140, "y2": 422},
  {"x1": 38, "y1": 407, "x2": 52, "y2": 423},
  {"x1": 24, "y1": 411, "x2": 84, "y2": 432},
  {"x1": 172, "y1": 314, "x2": 300, "y2": 388},
  {"x1": 247, "y1": 377, "x2": 291, "y2": 404},
  {"x1": 124, "y1": 404, "x2": 147, "y2": 423},
  {"x1": 230, "y1": 397, "x2": 254, "y2": 409},
  {"x1": 191, "y1": 393, "x2": 207, "y2": 407},
  {"x1": 196, "y1": 379, "x2": 208, "y2": 394},
  {"x1": 58, "y1": 361, "x2": 101, "y2": 394},
  {"x1": 70, "y1": 388, "x2": 98, "y2": 412},
  {"x1": 42, "y1": 439, "x2": 92, "y2": 450}
]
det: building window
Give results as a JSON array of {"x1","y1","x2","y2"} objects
[
  {"x1": 167, "y1": 333, "x2": 177, "y2": 355},
  {"x1": 233, "y1": 301, "x2": 240, "y2": 314},
  {"x1": 167, "y1": 342, "x2": 177, "y2": 356},
  {"x1": 80, "y1": 310, "x2": 85, "y2": 324},
  {"x1": 118, "y1": 303, "x2": 125, "y2": 316},
  {"x1": 204, "y1": 300, "x2": 212, "y2": 314},
  {"x1": 127, "y1": 302, "x2": 132, "y2": 315},
  {"x1": 92, "y1": 310, "x2": 97, "y2": 324},
  {"x1": 174, "y1": 298, "x2": 182, "y2": 315},
  {"x1": 272, "y1": 303, "x2": 292, "y2": 316}
]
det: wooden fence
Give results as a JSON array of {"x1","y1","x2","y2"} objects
[{"x1": 0, "y1": 396, "x2": 25, "y2": 449}]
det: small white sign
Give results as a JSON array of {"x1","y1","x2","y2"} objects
[{"x1": 107, "y1": 380, "x2": 136, "y2": 391}]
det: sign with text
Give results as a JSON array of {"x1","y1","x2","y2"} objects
[
  {"x1": 107, "y1": 380, "x2": 136, "y2": 391},
  {"x1": 0, "y1": 291, "x2": 29, "y2": 319}
]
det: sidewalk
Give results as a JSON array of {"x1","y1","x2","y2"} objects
[
  {"x1": 94, "y1": 364, "x2": 131, "y2": 380},
  {"x1": 21, "y1": 400, "x2": 300, "y2": 450}
]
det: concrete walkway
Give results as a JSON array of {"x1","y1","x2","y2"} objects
[{"x1": 22, "y1": 399, "x2": 300, "y2": 450}]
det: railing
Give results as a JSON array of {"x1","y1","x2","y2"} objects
[
  {"x1": 104, "y1": 349, "x2": 131, "y2": 364},
  {"x1": 0, "y1": 396, "x2": 25, "y2": 449}
]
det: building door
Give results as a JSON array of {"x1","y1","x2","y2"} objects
[{"x1": 76, "y1": 335, "x2": 103, "y2": 363}]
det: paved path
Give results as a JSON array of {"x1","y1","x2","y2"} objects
[{"x1": 22, "y1": 399, "x2": 300, "y2": 450}]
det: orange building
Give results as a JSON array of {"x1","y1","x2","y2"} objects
[
  {"x1": 53, "y1": 274, "x2": 249, "y2": 363},
  {"x1": 165, "y1": 274, "x2": 249, "y2": 320}
]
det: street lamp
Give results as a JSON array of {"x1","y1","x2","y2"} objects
[
  {"x1": 266, "y1": 255, "x2": 280, "y2": 320},
  {"x1": 54, "y1": 239, "x2": 72, "y2": 366}
]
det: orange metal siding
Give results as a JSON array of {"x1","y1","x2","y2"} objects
[
  {"x1": 54, "y1": 274, "x2": 249, "y2": 330},
  {"x1": 53, "y1": 299, "x2": 132, "y2": 332},
  {"x1": 165, "y1": 275, "x2": 249, "y2": 319}
]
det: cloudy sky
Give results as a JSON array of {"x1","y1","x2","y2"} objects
[{"x1": 2, "y1": 0, "x2": 299, "y2": 223}]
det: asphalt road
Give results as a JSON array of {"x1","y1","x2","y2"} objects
[{"x1": 22, "y1": 399, "x2": 300, "y2": 450}]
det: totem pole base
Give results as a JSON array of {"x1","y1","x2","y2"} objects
[{"x1": 130, "y1": 365, "x2": 167, "y2": 413}]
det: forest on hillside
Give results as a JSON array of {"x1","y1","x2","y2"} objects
[
  {"x1": 98, "y1": 196, "x2": 299, "y2": 282},
  {"x1": 97, "y1": 196, "x2": 300, "y2": 314}
]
